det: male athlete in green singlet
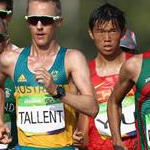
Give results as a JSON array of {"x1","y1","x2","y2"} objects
[
  {"x1": 107, "y1": 48, "x2": 150, "y2": 149},
  {"x1": 0, "y1": 0, "x2": 18, "y2": 149},
  {"x1": 0, "y1": 0, "x2": 98, "y2": 149},
  {"x1": 0, "y1": 18, "x2": 14, "y2": 150}
]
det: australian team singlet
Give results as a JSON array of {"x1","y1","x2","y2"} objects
[
  {"x1": 88, "y1": 53, "x2": 137, "y2": 150},
  {"x1": 13, "y1": 46, "x2": 77, "y2": 149},
  {"x1": 135, "y1": 51, "x2": 150, "y2": 150}
]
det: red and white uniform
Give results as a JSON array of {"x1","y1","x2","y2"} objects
[{"x1": 87, "y1": 53, "x2": 138, "y2": 150}]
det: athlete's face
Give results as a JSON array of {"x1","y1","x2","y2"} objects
[
  {"x1": 27, "y1": 1, "x2": 61, "y2": 48},
  {"x1": 89, "y1": 21, "x2": 124, "y2": 56}
]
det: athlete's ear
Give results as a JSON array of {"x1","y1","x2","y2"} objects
[
  {"x1": 56, "y1": 17, "x2": 63, "y2": 27},
  {"x1": 88, "y1": 29, "x2": 94, "y2": 40}
]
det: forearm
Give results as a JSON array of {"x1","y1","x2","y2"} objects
[
  {"x1": 73, "y1": 113, "x2": 89, "y2": 148},
  {"x1": 77, "y1": 114, "x2": 89, "y2": 146},
  {"x1": 62, "y1": 92, "x2": 98, "y2": 118},
  {"x1": 108, "y1": 100, "x2": 122, "y2": 145}
]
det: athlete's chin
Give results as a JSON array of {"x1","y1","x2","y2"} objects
[
  {"x1": 103, "y1": 50, "x2": 114, "y2": 55},
  {"x1": 35, "y1": 40, "x2": 48, "y2": 47}
]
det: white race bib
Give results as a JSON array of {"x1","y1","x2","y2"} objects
[
  {"x1": 95, "y1": 96, "x2": 136, "y2": 137},
  {"x1": 17, "y1": 95, "x2": 65, "y2": 135},
  {"x1": 146, "y1": 115, "x2": 150, "y2": 148}
]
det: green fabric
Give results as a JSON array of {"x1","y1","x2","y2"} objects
[
  {"x1": 16, "y1": 146, "x2": 76, "y2": 150},
  {"x1": 135, "y1": 57, "x2": 150, "y2": 149},
  {"x1": 140, "y1": 99, "x2": 150, "y2": 149},
  {"x1": 4, "y1": 78, "x2": 18, "y2": 148},
  {"x1": 14, "y1": 46, "x2": 68, "y2": 86}
]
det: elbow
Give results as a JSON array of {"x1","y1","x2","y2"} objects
[{"x1": 90, "y1": 103, "x2": 99, "y2": 118}]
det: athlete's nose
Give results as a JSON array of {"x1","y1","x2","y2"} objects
[
  {"x1": 36, "y1": 20, "x2": 43, "y2": 29},
  {"x1": 103, "y1": 32, "x2": 111, "y2": 41}
]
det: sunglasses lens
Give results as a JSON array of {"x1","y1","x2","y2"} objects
[
  {"x1": 41, "y1": 17, "x2": 54, "y2": 25},
  {"x1": 27, "y1": 17, "x2": 39, "y2": 25},
  {"x1": 0, "y1": 34, "x2": 5, "y2": 43},
  {"x1": 0, "y1": 12, "x2": 7, "y2": 19},
  {"x1": 27, "y1": 16, "x2": 55, "y2": 26}
]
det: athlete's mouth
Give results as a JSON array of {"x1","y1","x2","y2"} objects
[
  {"x1": 36, "y1": 33, "x2": 45, "y2": 38},
  {"x1": 36, "y1": 33, "x2": 45, "y2": 36},
  {"x1": 104, "y1": 44, "x2": 112, "y2": 47}
]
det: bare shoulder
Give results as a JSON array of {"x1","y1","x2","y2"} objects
[
  {"x1": 121, "y1": 54, "x2": 142, "y2": 82},
  {"x1": 13, "y1": 47, "x2": 24, "y2": 53},
  {"x1": 0, "y1": 48, "x2": 24, "y2": 67},
  {"x1": 66, "y1": 48, "x2": 86, "y2": 60},
  {"x1": 65, "y1": 48, "x2": 87, "y2": 66},
  {"x1": 65, "y1": 48, "x2": 89, "y2": 74},
  {"x1": 123, "y1": 54, "x2": 142, "y2": 72}
]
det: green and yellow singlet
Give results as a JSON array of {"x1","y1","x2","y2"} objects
[{"x1": 14, "y1": 46, "x2": 77, "y2": 149}]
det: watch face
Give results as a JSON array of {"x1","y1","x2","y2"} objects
[
  {"x1": 58, "y1": 86, "x2": 66, "y2": 97},
  {"x1": 53, "y1": 86, "x2": 66, "y2": 99}
]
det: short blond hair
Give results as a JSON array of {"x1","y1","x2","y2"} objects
[{"x1": 26, "y1": 0, "x2": 61, "y2": 16}]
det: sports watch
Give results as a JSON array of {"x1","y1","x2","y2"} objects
[{"x1": 52, "y1": 86, "x2": 66, "y2": 99}]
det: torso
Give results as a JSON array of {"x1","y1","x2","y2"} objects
[
  {"x1": 87, "y1": 52, "x2": 136, "y2": 149},
  {"x1": 0, "y1": 44, "x2": 19, "y2": 149},
  {"x1": 134, "y1": 50, "x2": 150, "y2": 149},
  {"x1": 6, "y1": 46, "x2": 77, "y2": 148}
]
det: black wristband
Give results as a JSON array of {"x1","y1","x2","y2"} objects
[{"x1": 52, "y1": 86, "x2": 66, "y2": 99}]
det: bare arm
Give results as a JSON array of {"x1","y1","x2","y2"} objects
[
  {"x1": 0, "y1": 50, "x2": 20, "y2": 144},
  {"x1": 0, "y1": 58, "x2": 11, "y2": 143},
  {"x1": 34, "y1": 49, "x2": 98, "y2": 118},
  {"x1": 73, "y1": 113, "x2": 89, "y2": 148},
  {"x1": 107, "y1": 55, "x2": 142, "y2": 148},
  {"x1": 0, "y1": 75, "x2": 6, "y2": 125},
  {"x1": 64, "y1": 50, "x2": 98, "y2": 118}
]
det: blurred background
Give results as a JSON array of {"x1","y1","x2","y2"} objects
[{"x1": 9, "y1": 0, "x2": 150, "y2": 60}]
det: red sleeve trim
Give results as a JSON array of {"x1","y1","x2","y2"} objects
[
  {"x1": 143, "y1": 50, "x2": 150, "y2": 59},
  {"x1": 89, "y1": 59, "x2": 96, "y2": 77},
  {"x1": 125, "y1": 52, "x2": 133, "y2": 59}
]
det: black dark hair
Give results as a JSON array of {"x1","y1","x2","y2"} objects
[
  {"x1": 89, "y1": 3, "x2": 126, "y2": 31},
  {"x1": 0, "y1": 0, "x2": 13, "y2": 11}
]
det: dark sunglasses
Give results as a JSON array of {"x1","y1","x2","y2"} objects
[
  {"x1": 0, "y1": 10, "x2": 12, "y2": 19},
  {"x1": 25, "y1": 15, "x2": 61, "y2": 26},
  {"x1": 0, "y1": 33, "x2": 6, "y2": 43}
]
